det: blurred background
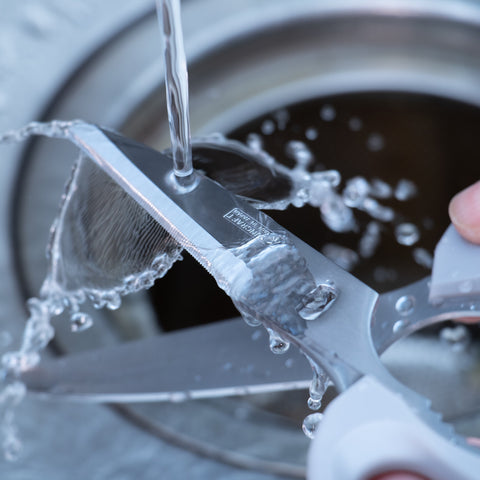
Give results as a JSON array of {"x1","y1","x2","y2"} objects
[{"x1": 2, "y1": 0, "x2": 480, "y2": 478}]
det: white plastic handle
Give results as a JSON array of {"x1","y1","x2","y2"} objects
[{"x1": 307, "y1": 376, "x2": 480, "y2": 480}]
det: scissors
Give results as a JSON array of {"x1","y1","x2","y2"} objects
[{"x1": 20, "y1": 122, "x2": 480, "y2": 479}]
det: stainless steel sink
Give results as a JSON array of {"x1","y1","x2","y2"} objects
[{"x1": 3, "y1": 0, "x2": 480, "y2": 478}]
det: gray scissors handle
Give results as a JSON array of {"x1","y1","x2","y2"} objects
[{"x1": 374, "y1": 224, "x2": 480, "y2": 355}]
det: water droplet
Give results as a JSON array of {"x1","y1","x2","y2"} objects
[
  {"x1": 311, "y1": 170, "x2": 341, "y2": 188},
  {"x1": 70, "y1": 312, "x2": 93, "y2": 333},
  {"x1": 309, "y1": 368, "x2": 328, "y2": 399},
  {"x1": 307, "y1": 397, "x2": 322, "y2": 410},
  {"x1": 88, "y1": 291, "x2": 106, "y2": 309},
  {"x1": 320, "y1": 194, "x2": 355, "y2": 233},
  {"x1": 261, "y1": 119, "x2": 275, "y2": 135},
  {"x1": 48, "y1": 297, "x2": 65, "y2": 316},
  {"x1": 285, "y1": 140, "x2": 313, "y2": 167},
  {"x1": 440, "y1": 325, "x2": 470, "y2": 352},
  {"x1": 302, "y1": 413, "x2": 323, "y2": 439},
  {"x1": 359, "y1": 221, "x2": 382, "y2": 258},
  {"x1": 103, "y1": 291, "x2": 121, "y2": 311},
  {"x1": 284, "y1": 358, "x2": 294, "y2": 368},
  {"x1": 393, "y1": 319, "x2": 408, "y2": 334},
  {"x1": 273, "y1": 109, "x2": 290, "y2": 130},
  {"x1": 297, "y1": 284, "x2": 338, "y2": 321},
  {"x1": 246, "y1": 133, "x2": 263, "y2": 151},
  {"x1": 370, "y1": 179, "x2": 392, "y2": 199},
  {"x1": 395, "y1": 179, "x2": 417, "y2": 201},
  {"x1": 26, "y1": 298, "x2": 49, "y2": 319},
  {"x1": 22, "y1": 321, "x2": 54, "y2": 351},
  {"x1": 223, "y1": 362, "x2": 233, "y2": 371},
  {"x1": 2, "y1": 352, "x2": 39, "y2": 373},
  {"x1": 292, "y1": 187, "x2": 309, "y2": 208},
  {"x1": 413, "y1": 247, "x2": 433, "y2": 269},
  {"x1": 373, "y1": 266, "x2": 397, "y2": 283},
  {"x1": 395, "y1": 223, "x2": 420, "y2": 246},
  {"x1": 2, "y1": 433, "x2": 22, "y2": 462},
  {"x1": 320, "y1": 104, "x2": 336, "y2": 122},
  {"x1": 137, "y1": 271, "x2": 156, "y2": 289},
  {"x1": 367, "y1": 133, "x2": 385, "y2": 151},
  {"x1": 242, "y1": 312, "x2": 261, "y2": 327},
  {"x1": 348, "y1": 117, "x2": 363, "y2": 131},
  {"x1": 458, "y1": 280, "x2": 474, "y2": 295},
  {"x1": 362, "y1": 198, "x2": 394, "y2": 222},
  {"x1": 321, "y1": 244, "x2": 359, "y2": 272},
  {"x1": 251, "y1": 330, "x2": 262, "y2": 341},
  {"x1": 395, "y1": 295, "x2": 415, "y2": 316},
  {"x1": 267, "y1": 328, "x2": 290, "y2": 354},
  {"x1": 1, "y1": 382, "x2": 27, "y2": 408},
  {"x1": 342, "y1": 176, "x2": 370, "y2": 208},
  {"x1": 305, "y1": 127, "x2": 318, "y2": 140}
]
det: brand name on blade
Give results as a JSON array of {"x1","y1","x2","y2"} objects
[{"x1": 223, "y1": 208, "x2": 272, "y2": 237}]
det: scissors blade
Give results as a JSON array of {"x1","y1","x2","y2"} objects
[
  {"x1": 21, "y1": 319, "x2": 311, "y2": 402},
  {"x1": 68, "y1": 123, "x2": 380, "y2": 390}
]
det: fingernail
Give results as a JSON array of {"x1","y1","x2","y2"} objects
[{"x1": 449, "y1": 181, "x2": 480, "y2": 244}]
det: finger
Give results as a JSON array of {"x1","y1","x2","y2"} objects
[
  {"x1": 456, "y1": 317, "x2": 480, "y2": 324},
  {"x1": 467, "y1": 436, "x2": 480, "y2": 448},
  {"x1": 368, "y1": 471, "x2": 430, "y2": 480},
  {"x1": 449, "y1": 181, "x2": 480, "y2": 245}
]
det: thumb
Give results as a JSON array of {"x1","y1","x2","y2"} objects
[{"x1": 448, "y1": 181, "x2": 480, "y2": 245}]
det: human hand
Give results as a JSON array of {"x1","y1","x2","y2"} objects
[
  {"x1": 448, "y1": 181, "x2": 480, "y2": 324},
  {"x1": 449, "y1": 181, "x2": 480, "y2": 244}
]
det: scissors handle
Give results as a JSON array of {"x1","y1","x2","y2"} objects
[
  {"x1": 430, "y1": 224, "x2": 480, "y2": 302},
  {"x1": 307, "y1": 376, "x2": 480, "y2": 480},
  {"x1": 372, "y1": 224, "x2": 480, "y2": 354},
  {"x1": 308, "y1": 225, "x2": 480, "y2": 479}
]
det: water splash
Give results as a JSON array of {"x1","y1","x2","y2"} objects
[
  {"x1": 285, "y1": 140, "x2": 313, "y2": 167},
  {"x1": 230, "y1": 233, "x2": 316, "y2": 337},
  {"x1": 0, "y1": 120, "x2": 184, "y2": 460},
  {"x1": 0, "y1": 108, "x2": 429, "y2": 458}
]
